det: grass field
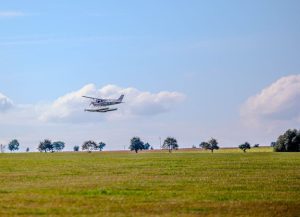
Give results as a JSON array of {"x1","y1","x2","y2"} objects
[{"x1": 0, "y1": 148, "x2": 299, "y2": 216}]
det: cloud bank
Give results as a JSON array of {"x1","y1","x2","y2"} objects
[
  {"x1": 40, "y1": 84, "x2": 186, "y2": 122},
  {"x1": 241, "y1": 74, "x2": 300, "y2": 124},
  {"x1": 0, "y1": 84, "x2": 185, "y2": 123}
]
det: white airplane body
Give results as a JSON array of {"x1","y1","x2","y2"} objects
[{"x1": 82, "y1": 95, "x2": 124, "y2": 113}]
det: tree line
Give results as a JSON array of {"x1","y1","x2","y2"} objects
[
  {"x1": 38, "y1": 140, "x2": 107, "y2": 153},
  {"x1": 0, "y1": 139, "x2": 107, "y2": 153},
  {"x1": 129, "y1": 137, "x2": 178, "y2": 153},
  {"x1": 197, "y1": 128, "x2": 299, "y2": 153},
  {"x1": 235, "y1": 129, "x2": 299, "y2": 153},
  {"x1": 1, "y1": 129, "x2": 299, "y2": 153}
]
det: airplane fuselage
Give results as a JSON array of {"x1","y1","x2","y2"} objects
[{"x1": 91, "y1": 100, "x2": 122, "y2": 107}]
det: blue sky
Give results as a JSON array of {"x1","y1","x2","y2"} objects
[{"x1": 0, "y1": 0, "x2": 300, "y2": 151}]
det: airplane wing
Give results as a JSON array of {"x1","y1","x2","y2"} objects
[{"x1": 82, "y1": 96, "x2": 102, "y2": 100}]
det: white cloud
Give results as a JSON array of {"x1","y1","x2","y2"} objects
[
  {"x1": 39, "y1": 84, "x2": 186, "y2": 122},
  {"x1": 0, "y1": 85, "x2": 186, "y2": 150},
  {"x1": 0, "y1": 93, "x2": 13, "y2": 111},
  {"x1": 38, "y1": 84, "x2": 95, "y2": 122},
  {"x1": 0, "y1": 11, "x2": 26, "y2": 18},
  {"x1": 0, "y1": 84, "x2": 185, "y2": 124},
  {"x1": 240, "y1": 74, "x2": 300, "y2": 124}
]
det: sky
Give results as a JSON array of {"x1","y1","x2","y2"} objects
[{"x1": 0, "y1": 0, "x2": 300, "y2": 151}]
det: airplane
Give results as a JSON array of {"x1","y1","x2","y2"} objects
[{"x1": 82, "y1": 94, "x2": 124, "y2": 113}]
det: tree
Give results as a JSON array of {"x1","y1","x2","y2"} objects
[
  {"x1": 53, "y1": 141, "x2": 65, "y2": 152},
  {"x1": 38, "y1": 139, "x2": 53, "y2": 152},
  {"x1": 26, "y1": 147, "x2": 30, "y2": 152},
  {"x1": 0, "y1": 144, "x2": 5, "y2": 153},
  {"x1": 253, "y1": 144, "x2": 260, "y2": 148},
  {"x1": 98, "y1": 142, "x2": 106, "y2": 151},
  {"x1": 208, "y1": 138, "x2": 219, "y2": 152},
  {"x1": 129, "y1": 137, "x2": 144, "y2": 153},
  {"x1": 8, "y1": 139, "x2": 20, "y2": 152},
  {"x1": 274, "y1": 129, "x2": 300, "y2": 152},
  {"x1": 73, "y1": 146, "x2": 80, "y2": 152},
  {"x1": 82, "y1": 140, "x2": 97, "y2": 152},
  {"x1": 143, "y1": 143, "x2": 151, "y2": 150},
  {"x1": 270, "y1": 142, "x2": 276, "y2": 147},
  {"x1": 162, "y1": 137, "x2": 178, "y2": 153},
  {"x1": 199, "y1": 138, "x2": 219, "y2": 153},
  {"x1": 239, "y1": 142, "x2": 251, "y2": 153},
  {"x1": 199, "y1": 142, "x2": 209, "y2": 149},
  {"x1": 37, "y1": 140, "x2": 65, "y2": 153}
]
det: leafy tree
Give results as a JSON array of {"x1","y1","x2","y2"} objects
[
  {"x1": 274, "y1": 129, "x2": 300, "y2": 152},
  {"x1": 199, "y1": 142, "x2": 209, "y2": 149},
  {"x1": 53, "y1": 141, "x2": 65, "y2": 152},
  {"x1": 73, "y1": 146, "x2": 80, "y2": 152},
  {"x1": 270, "y1": 142, "x2": 276, "y2": 147},
  {"x1": 82, "y1": 140, "x2": 97, "y2": 152},
  {"x1": 253, "y1": 144, "x2": 260, "y2": 148},
  {"x1": 208, "y1": 138, "x2": 219, "y2": 152},
  {"x1": 26, "y1": 147, "x2": 30, "y2": 152},
  {"x1": 163, "y1": 137, "x2": 178, "y2": 153},
  {"x1": 129, "y1": 137, "x2": 144, "y2": 153},
  {"x1": 8, "y1": 139, "x2": 20, "y2": 152},
  {"x1": 38, "y1": 139, "x2": 53, "y2": 152},
  {"x1": 199, "y1": 138, "x2": 219, "y2": 153},
  {"x1": 98, "y1": 142, "x2": 106, "y2": 151},
  {"x1": 239, "y1": 142, "x2": 251, "y2": 152},
  {"x1": 144, "y1": 142, "x2": 151, "y2": 150}
]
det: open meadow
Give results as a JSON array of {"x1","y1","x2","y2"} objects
[{"x1": 0, "y1": 148, "x2": 299, "y2": 217}]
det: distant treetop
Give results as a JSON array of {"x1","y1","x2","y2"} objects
[
  {"x1": 199, "y1": 138, "x2": 219, "y2": 153},
  {"x1": 239, "y1": 142, "x2": 251, "y2": 153},
  {"x1": 274, "y1": 129, "x2": 300, "y2": 152},
  {"x1": 8, "y1": 139, "x2": 20, "y2": 152},
  {"x1": 162, "y1": 137, "x2": 178, "y2": 153}
]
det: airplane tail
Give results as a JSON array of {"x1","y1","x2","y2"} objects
[{"x1": 118, "y1": 94, "x2": 124, "y2": 102}]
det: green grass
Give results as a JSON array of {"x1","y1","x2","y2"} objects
[{"x1": 0, "y1": 148, "x2": 299, "y2": 216}]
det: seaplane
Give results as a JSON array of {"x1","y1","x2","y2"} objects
[{"x1": 82, "y1": 94, "x2": 124, "y2": 113}]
